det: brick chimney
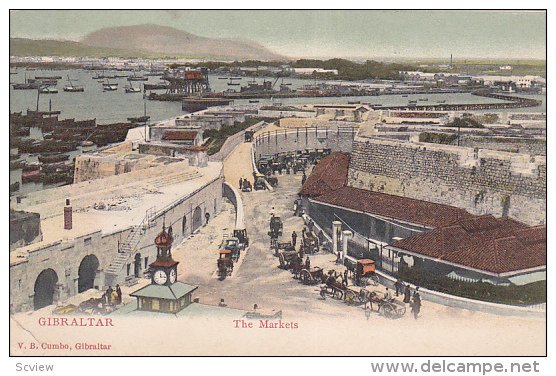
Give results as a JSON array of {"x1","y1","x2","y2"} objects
[{"x1": 64, "y1": 198, "x2": 72, "y2": 230}]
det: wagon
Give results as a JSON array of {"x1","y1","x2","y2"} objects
[
  {"x1": 269, "y1": 216, "x2": 283, "y2": 238},
  {"x1": 365, "y1": 290, "x2": 407, "y2": 319},
  {"x1": 299, "y1": 267, "x2": 324, "y2": 285},
  {"x1": 273, "y1": 241, "x2": 295, "y2": 256},
  {"x1": 345, "y1": 258, "x2": 379, "y2": 287},
  {"x1": 278, "y1": 250, "x2": 303, "y2": 270},
  {"x1": 217, "y1": 249, "x2": 234, "y2": 278},
  {"x1": 319, "y1": 271, "x2": 349, "y2": 300},
  {"x1": 301, "y1": 230, "x2": 319, "y2": 254}
]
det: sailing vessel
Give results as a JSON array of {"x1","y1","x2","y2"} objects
[
  {"x1": 12, "y1": 72, "x2": 39, "y2": 90},
  {"x1": 128, "y1": 71, "x2": 148, "y2": 81},
  {"x1": 39, "y1": 86, "x2": 59, "y2": 94},
  {"x1": 125, "y1": 82, "x2": 141, "y2": 93},
  {"x1": 102, "y1": 80, "x2": 118, "y2": 91},
  {"x1": 63, "y1": 75, "x2": 84, "y2": 92}
]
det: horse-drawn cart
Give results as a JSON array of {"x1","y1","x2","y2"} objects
[
  {"x1": 301, "y1": 230, "x2": 319, "y2": 254},
  {"x1": 278, "y1": 250, "x2": 303, "y2": 270},
  {"x1": 217, "y1": 249, "x2": 234, "y2": 278},
  {"x1": 299, "y1": 267, "x2": 324, "y2": 285}
]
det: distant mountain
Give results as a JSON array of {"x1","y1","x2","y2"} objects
[
  {"x1": 10, "y1": 38, "x2": 149, "y2": 58},
  {"x1": 80, "y1": 24, "x2": 286, "y2": 61}
]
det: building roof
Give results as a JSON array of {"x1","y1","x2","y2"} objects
[
  {"x1": 130, "y1": 282, "x2": 198, "y2": 300},
  {"x1": 162, "y1": 130, "x2": 198, "y2": 141},
  {"x1": 299, "y1": 152, "x2": 351, "y2": 198},
  {"x1": 391, "y1": 215, "x2": 546, "y2": 275},
  {"x1": 314, "y1": 186, "x2": 472, "y2": 228}
]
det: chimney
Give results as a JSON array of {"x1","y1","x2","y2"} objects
[{"x1": 64, "y1": 198, "x2": 72, "y2": 230}]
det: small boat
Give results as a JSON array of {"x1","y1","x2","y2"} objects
[
  {"x1": 408, "y1": 100, "x2": 417, "y2": 104},
  {"x1": 22, "y1": 168, "x2": 41, "y2": 183},
  {"x1": 39, "y1": 86, "x2": 59, "y2": 94},
  {"x1": 128, "y1": 72, "x2": 148, "y2": 81},
  {"x1": 63, "y1": 75, "x2": 84, "y2": 92},
  {"x1": 348, "y1": 101, "x2": 360, "y2": 104},
  {"x1": 38, "y1": 154, "x2": 70, "y2": 163},
  {"x1": 127, "y1": 115, "x2": 150, "y2": 123},
  {"x1": 125, "y1": 83, "x2": 141, "y2": 93},
  {"x1": 418, "y1": 98, "x2": 428, "y2": 101},
  {"x1": 401, "y1": 94, "x2": 408, "y2": 97},
  {"x1": 218, "y1": 77, "x2": 229, "y2": 80},
  {"x1": 437, "y1": 100, "x2": 446, "y2": 103},
  {"x1": 35, "y1": 76, "x2": 62, "y2": 80},
  {"x1": 12, "y1": 72, "x2": 39, "y2": 90},
  {"x1": 249, "y1": 100, "x2": 260, "y2": 103},
  {"x1": 103, "y1": 81, "x2": 118, "y2": 91},
  {"x1": 81, "y1": 140, "x2": 94, "y2": 147}
]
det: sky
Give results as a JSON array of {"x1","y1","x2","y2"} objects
[{"x1": 9, "y1": 10, "x2": 546, "y2": 60}]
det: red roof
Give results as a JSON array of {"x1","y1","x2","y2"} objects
[
  {"x1": 299, "y1": 152, "x2": 350, "y2": 198},
  {"x1": 162, "y1": 131, "x2": 198, "y2": 141},
  {"x1": 314, "y1": 186, "x2": 472, "y2": 228},
  {"x1": 392, "y1": 215, "x2": 546, "y2": 274},
  {"x1": 155, "y1": 228, "x2": 174, "y2": 247}
]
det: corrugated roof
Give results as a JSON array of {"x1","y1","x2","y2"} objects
[
  {"x1": 130, "y1": 282, "x2": 197, "y2": 300},
  {"x1": 314, "y1": 186, "x2": 472, "y2": 228},
  {"x1": 392, "y1": 216, "x2": 546, "y2": 275}
]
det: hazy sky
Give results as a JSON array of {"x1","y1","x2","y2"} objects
[{"x1": 9, "y1": 10, "x2": 546, "y2": 60}]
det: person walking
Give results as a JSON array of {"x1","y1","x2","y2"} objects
[
  {"x1": 106, "y1": 286, "x2": 114, "y2": 305},
  {"x1": 305, "y1": 256, "x2": 311, "y2": 270},
  {"x1": 411, "y1": 287, "x2": 421, "y2": 319},
  {"x1": 291, "y1": 231, "x2": 298, "y2": 247},
  {"x1": 403, "y1": 284, "x2": 411, "y2": 304},
  {"x1": 239, "y1": 177, "x2": 243, "y2": 190},
  {"x1": 394, "y1": 278, "x2": 403, "y2": 296},
  {"x1": 301, "y1": 172, "x2": 307, "y2": 185},
  {"x1": 111, "y1": 289, "x2": 118, "y2": 306},
  {"x1": 115, "y1": 284, "x2": 122, "y2": 305}
]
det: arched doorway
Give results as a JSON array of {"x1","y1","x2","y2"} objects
[
  {"x1": 78, "y1": 254, "x2": 100, "y2": 293},
  {"x1": 192, "y1": 206, "x2": 202, "y2": 233},
  {"x1": 34, "y1": 269, "x2": 58, "y2": 310},
  {"x1": 134, "y1": 253, "x2": 142, "y2": 277}
]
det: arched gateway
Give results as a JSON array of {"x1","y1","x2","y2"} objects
[
  {"x1": 192, "y1": 206, "x2": 203, "y2": 233},
  {"x1": 33, "y1": 269, "x2": 58, "y2": 310},
  {"x1": 78, "y1": 254, "x2": 100, "y2": 293}
]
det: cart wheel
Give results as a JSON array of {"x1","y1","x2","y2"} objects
[
  {"x1": 344, "y1": 290, "x2": 356, "y2": 305},
  {"x1": 381, "y1": 303, "x2": 396, "y2": 319},
  {"x1": 278, "y1": 253, "x2": 286, "y2": 269}
]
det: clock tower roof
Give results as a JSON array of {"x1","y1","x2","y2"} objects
[{"x1": 155, "y1": 225, "x2": 173, "y2": 247}]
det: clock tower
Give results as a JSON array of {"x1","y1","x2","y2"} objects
[
  {"x1": 150, "y1": 223, "x2": 178, "y2": 286},
  {"x1": 130, "y1": 223, "x2": 198, "y2": 314}
]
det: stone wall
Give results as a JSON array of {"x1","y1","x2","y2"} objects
[
  {"x1": 458, "y1": 136, "x2": 546, "y2": 156},
  {"x1": 253, "y1": 126, "x2": 357, "y2": 158},
  {"x1": 9, "y1": 176, "x2": 223, "y2": 313},
  {"x1": 347, "y1": 136, "x2": 546, "y2": 225}
]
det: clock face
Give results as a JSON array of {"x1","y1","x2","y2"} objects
[
  {"x1": 169, "y1": 269, "x2": 177, "y2": 284},
  {"x1": 153, "y1": 270, "x2": 168, "y2": 285}
]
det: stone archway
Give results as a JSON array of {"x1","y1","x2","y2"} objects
[
  {"x1": 34, "y1": 269, "x2": 58, "y2": 310},
  {"x1": 78, "y1": 254, "x2": 100, "y2": 293},
  {"x1": 192, "y1": 206, "x2": 203, "y2": 233}
]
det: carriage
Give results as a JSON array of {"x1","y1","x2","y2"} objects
[
  {"x1": 219, "y1": 236, "x2": 242, "y2": 261},
  {"x1": 299, "y1": 267, "x2": 325, "y2": 285},
  {"x1": 217, "y1": 249, "x2": 234, "y2": 277},
  {"x1": 254, "y1": 175, "x2": 267, "y2": 191},
  {"x1": 344, "y1": 258, "x2": 379, "y2": 287},
  {"x1": 233, "y1": 229, "x2": 249, "y2": 248},
  {"x1": 267, "y1": 175, "x2": 279, "y2": 187},
  {"x1": 244, "y1": 130, "x2": 254, "y2": 142},
  {"x1": 272, "y1": 241, "x2": 295, "y2": 256},
  {"x1": 319, "y1": 270, "x2": 349, "y2": 299},
  {"x1": 269, "y1": 216, "x2": 283, "y2": 238},
  {"x1": 301, "y1": 230, "x2": 320, "y2": 254},
  {"x1": 278, "y1": 250, "x2": 303, "y2": 270}
]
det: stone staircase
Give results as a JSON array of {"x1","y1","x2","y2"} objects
[{"x1": 104, "y1": 207, "x2": 156, "y2": 286}]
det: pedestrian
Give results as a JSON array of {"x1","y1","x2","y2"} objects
[
  {"x1": 384, "y1": 288, "x2": 392, "y2": 301},
  {"x1": 111, "y1": 289, "x2": 118, "y2": 306},
  {"x1": 239, "y1": 177, "x2": 243, "y2": 190},
  {"x1": 305, "y1": 256, "x2": 310, "y2": 270},
  {"x1": 106, "y1": 286, "x2": 113, "y2": 305},
  {"x1": 100, "y1": 293, "x2": 107, "y2": 308},
  {"x1": 291, "y1": 231, "x2": 297, "y2": 247},
  {"x1": 403, "y1": 284, "x2": 411, "y2": 304},
  {"x1": 302, "y1": 226, "x2": 307, "y2": 237},
  {"x1": 411, "y1": 287, "x2": 421, "y2": 319},
  {"x1": 205, "y1": 212, "x2": 210, "y2": 225},
  {"x1": 301, "y1": 172, "x2": 307, "y2": 185},
  {"x1": 343, "y1": 269, "x2": 348, "y2": 286},
  {"x1": 394, "y1": 278, "x2": 403, "y2": 296},
  {"x1": 116, "y1": 284, "x2": 122, "y2": 305}
]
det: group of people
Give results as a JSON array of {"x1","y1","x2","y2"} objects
[
  {"x1": 394, "y1": 279, "x2": 422, "y2": 319},
  {"x1": 101, "y1": 285, "x2": 122, "y2": 307},
  {"x1": 238, "y1": 177, "x2": 252, "y2": 192}
]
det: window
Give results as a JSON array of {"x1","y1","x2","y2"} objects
[
  {"x1": 127, "y1": 264, "x2": 131, "y2": 276},
  {"x1": 84, "y1": 237, "x2": 92, "y2": 246}
]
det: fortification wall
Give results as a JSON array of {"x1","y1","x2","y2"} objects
[
  {"x1": 347, "y1": 137, "x2": 546, "y2": 225},
  {"x1": 253, "y1": 126, "x2": 357, "y2": 158},
  {"x1": 457, "y1": 136, "x2": 546, "y2": 156}
]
